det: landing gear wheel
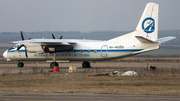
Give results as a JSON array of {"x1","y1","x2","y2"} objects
[
  {"x1": 82, "y1": 61, "x2": 90, "y2": 68},
  {"x1": 50, "y1": 62, "x2": 59, "y2": 68},
  {"x1": 17, "y1": 62, "x2": 24, "y2": 68}
]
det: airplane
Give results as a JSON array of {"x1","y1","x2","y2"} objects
[{"x1": 3, "y1": 2, "x2": 176, "y2": 68}]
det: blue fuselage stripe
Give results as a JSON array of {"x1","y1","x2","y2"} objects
[{"x1": 8, "y1": 49, "x2": 143, "y2": 53}]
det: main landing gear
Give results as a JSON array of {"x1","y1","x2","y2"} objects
[
  {"x1": 82, "y1": 61, "x2": 91, "y2": 68},
  {"x1": 17, "y1": 61, "x2": 90, "y2": 68},
  {"x1": 50, "y1": 62, "x2": 59, "y2": 68},
  {"x1": 17, "y1": 54, "x2": 90, "y2": 68},
  {"x1": 50, "y1": 53, "x2": 59, "y2": 68}
]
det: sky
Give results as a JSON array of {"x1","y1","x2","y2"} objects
[{"x1": 0, "y1": 0, "x2": 179, "y2": 32}]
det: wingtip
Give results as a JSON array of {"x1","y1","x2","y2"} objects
[
  {"x1": 172, "y1": 36, "x2": 176, "y2": 39},
  {"x1": 168, "y1": 36, "x2": 176, "y2": 40}
]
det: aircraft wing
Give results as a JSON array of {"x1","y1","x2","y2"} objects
[
  {"x1": 8, "y1": 39, "x2": 80, "y2": 54},
  {"x1": 156, "y1": 36, "x2": 176, "y2": 43},
  {"x1": 8, "y1": 39, "x2": 103, "y2": 54},
  {"x1": 8, "y1": 39, "x2": 77, "y2": 44}
]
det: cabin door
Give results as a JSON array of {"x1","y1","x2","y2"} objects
[{"x1": 101, "y1": 45, "x2": 108, "y2": 57}]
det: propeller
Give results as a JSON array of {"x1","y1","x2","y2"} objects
[
  {"x1": 20, "y1": 30, "x2": 25, "y2": 40},
  {"x1": 16, "y1": 44, "x2": 24, "y2": 50},
  {"x1": 51, "y1": 33, "x2": 63, "y2": 39},
  {"x1": 24, "y1": 46, "x2": 28, "y2": 58},
  {"x1": 17, "y1": 31, "x2": 28, "y2": 58},
  {"x1": 51, "y1": 33, "x2": 55, "y2": 39},
  {"x1": 59, "y1": 35, "x2": 63, "y2": 39},
  {"x1": 16, "y1": 44, "x2": 28, "y2": 58}
]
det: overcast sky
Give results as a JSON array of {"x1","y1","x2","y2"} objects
[{"x1": 0, "y1": 0, "x2": 179, "y2": 32}]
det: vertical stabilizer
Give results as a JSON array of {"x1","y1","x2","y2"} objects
[
  {"x1": 108, "y1": 2, "x2": 159, "y2": 42},
  {"x1": 135, "y1": 3, "x2": 159, "y2": 41}
]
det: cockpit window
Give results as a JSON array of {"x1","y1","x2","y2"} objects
[
  {"x1": 8, "y1": 48, "x2": 14, "y2": 51},
  {"x1": 13, "y1": 44, "x2": 20, "y2": 49},
  {"x1": 8, "y1": 44, "x2": 20, "y2": 50}
]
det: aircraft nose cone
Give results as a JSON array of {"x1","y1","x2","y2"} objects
[{"x1": 3, "y1": 50, "x2": 7, "y2": 58}]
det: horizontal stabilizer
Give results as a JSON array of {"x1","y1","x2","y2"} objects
[
  {"x1": 133, "y1": 45, "x2": 160, "y2": 54},
  {"x1": 135, "y1": 36, "x2": 158, "y2": 43},
  {"x1": 156, "y1": 36, "x2": 176, "y2": 43}
]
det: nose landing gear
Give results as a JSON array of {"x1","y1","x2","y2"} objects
[{"x1": 17, "y1": 62, "x2": 24, "y2": 68}]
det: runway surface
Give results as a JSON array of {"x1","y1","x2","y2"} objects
[{"x1": 0, "y1": 93, "x2": 180, "y2": 101}]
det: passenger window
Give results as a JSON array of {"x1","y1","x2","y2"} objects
[
  {"x1": 94, "y1": 49, "x2": 97, "y2": 53},
  {"x1": 74, "y1": 49, "x2": 76, "y2": 53}
]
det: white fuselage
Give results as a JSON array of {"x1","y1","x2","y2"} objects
[{"x1": 4, "y1": 39, "x2": 159, "y2": 62}]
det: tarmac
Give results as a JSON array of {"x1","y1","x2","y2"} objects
[{"x1": 0, "y1": 93, "x2": 180, "y2": 101}]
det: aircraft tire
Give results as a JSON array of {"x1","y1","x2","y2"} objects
[
  {"x1": 50, "y1": 62, "x2": 59, "y2": 68},
  {"x1": 82, "y1": 61, "x2": 90, "y2": 68},
  {"x1": 17, "y1": 62, "x2": 24, "y2": 68}
]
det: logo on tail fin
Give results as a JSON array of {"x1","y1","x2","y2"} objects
[{"x1": 142, "y1": 17, "x2": 155, "y2": 33}]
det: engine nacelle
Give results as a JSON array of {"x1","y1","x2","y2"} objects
[
  {"x1": 24, "y1": 43, "x2": 45, "y2": 53},
  {"x1": 23, "y1": 43, "x2": 74, "y2": 53},
  {"x1": 41, "y1": 45, "x2": 74, "y2": 53}
]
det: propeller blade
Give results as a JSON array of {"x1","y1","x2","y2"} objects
[
  {"x1": 16, "y1": 45, "x2": 24, "y2": 51},
  {"x1": 20, "y1": 30, "x2": 25, "y2": 40},
  {"x1": 51, "y1": 33, "x2": 55, "y2": 39},
  {"x1": 24, "y1": 46, "x2": 28, "y2": 58},
  {"x1": 16, "y1": 44, "x2": 28, "y2": 58},
  {"x1": 59, "y1": 35, "x2": 63, "y2": 39}
]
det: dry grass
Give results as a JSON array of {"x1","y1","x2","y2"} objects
[
  {"x1": 0, "y1": 57, "x2": 180, "y2": 95},
  {"x1": 0, "y1": 67, "x2": 180, "y2": 96}
]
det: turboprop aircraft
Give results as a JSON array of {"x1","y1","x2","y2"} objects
[{"x1": 3, "y1": 2, "x2": 176, "y2": 68}]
